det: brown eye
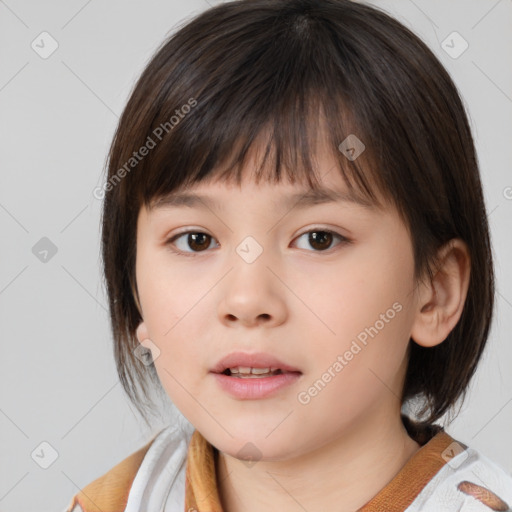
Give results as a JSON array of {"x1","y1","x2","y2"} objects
[
  {"x1": 167, "y1": 228, "x2": 349, "y2": 257},
  {"x1": 167, "y1": 231, "x2": 218, "y2": 255},
  {"x1": 294, "y1": 229, "x2": 347, "y2": 252},
  {"x1": 308, "y1": 231, "x2": 334, "y2": 251},
  {"x1": 187, "y1": 233, "x2": 212, "y2": 252}
]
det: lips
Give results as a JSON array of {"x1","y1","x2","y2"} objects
[
  {"x1": 210, "y1": 351, "x2": 302, "y2": 375},
  {"x1": 211, "y1": 351, "x2": 303, "y2": 400}
]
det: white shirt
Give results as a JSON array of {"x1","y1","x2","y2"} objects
[{"x1": 121, "y1": 424, "x2": 512, "y2": 512}]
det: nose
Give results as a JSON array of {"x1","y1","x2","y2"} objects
[{"x1": 217, "y1": 251, "x2": 288, "y2": 328}]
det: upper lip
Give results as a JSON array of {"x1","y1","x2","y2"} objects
[{"x1": 210, "y1": 351, "x2": 302, "y2": 374}]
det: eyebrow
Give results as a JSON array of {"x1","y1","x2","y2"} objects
[{"x1": 149, "y1": 186, "x2": 375, "y2": 212}]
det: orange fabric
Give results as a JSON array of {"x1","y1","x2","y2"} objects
[
  {"x1": 185, "y1": 429, "x2": 224, "y2": 512},
  {"x1": 64, "y1": 418, "x2": 510, "y2": 511},
  {"x1": 183, "y1": 420, "x2": 454, "y2": 512},
  {"x1": 357, "y1": 429, "x2": 456, "y2": 511},
  {"x1": 457, "y1": 481, "x2": 510, "y2": 512},
  {"x1": 65, "y1": 437, "x2": 154, "y2": 512}
]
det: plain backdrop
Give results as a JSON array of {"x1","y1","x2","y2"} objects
[{"x1": 0, "y1": 0, "x2": 511, "y2": 510}]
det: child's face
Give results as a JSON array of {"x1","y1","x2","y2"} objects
[{"x1": 135, "y1": 148, "x2": 421, "y2": 460}]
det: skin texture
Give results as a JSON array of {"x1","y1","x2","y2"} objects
[{"x1": 134, "y1": 144, "x2": 470, "y2": 511}]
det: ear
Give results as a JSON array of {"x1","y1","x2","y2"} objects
[
  {"x1": 135, "y1": 321, "x2": 152, "y2": 349},
  {"x1": 410, "y1": 238, "x2": 470, "y2": 348}
]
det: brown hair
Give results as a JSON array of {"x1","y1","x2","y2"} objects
[{"x1": 100, "y1": 0, "x2": 494, "y2": 429}]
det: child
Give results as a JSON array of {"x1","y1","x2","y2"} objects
[{"x1": 65, "y1": 0, "x2": 512, "y2": 510}]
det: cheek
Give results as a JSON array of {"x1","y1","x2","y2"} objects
[
  {"x1": 136, "y1": 256, "x2": 217, "y2": 402},
  {"x1": 136, "y1": 257, "x2": 182, "y2": 356},
  {"x1": 144, "y1": 295, "x2": 208, "y2": 420},
  {"x1": 298, "y1": 242, "x2": 415, "y2": 389},
  {"x1": 136, "y1": 245, "x2": 210, "y2": 338},
  {"x1": 301, "y1": 249, "x2": 412, "y2": 339}
]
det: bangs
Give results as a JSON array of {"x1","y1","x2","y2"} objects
[{"x1": 145, "y1": 98, "x2": 383, "y2": 209}]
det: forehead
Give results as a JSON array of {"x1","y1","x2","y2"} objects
[
  {"x1": 148, "y1": 144, "x2": 385, "y2": 215},
  {"x1": 149, "y1": 177, "x2": 376, "y2": 214}
]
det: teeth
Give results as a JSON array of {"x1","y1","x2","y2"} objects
[
  {"x1": 228, "y1": 366, "x2": 281, "y2": 376},
  {"x1": 250, "y1": 367, "x2": 273, "y2": 375}
]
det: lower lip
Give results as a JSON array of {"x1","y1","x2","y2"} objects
[{"x1": 211, "y1": 372, "x2": 302, "y2": 400}]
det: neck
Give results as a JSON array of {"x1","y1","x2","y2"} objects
[{"x1": 215, "y1": 409, "x2": 421, "y2": 512}]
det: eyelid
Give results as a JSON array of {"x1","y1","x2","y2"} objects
[
  {"x1": 292, "y1": 227, "x2": 351, "y2": 251},
  {"x1": 165, "y1": 227, "x2": 218, "y2": 257},
  {"x1": 165, "y1": 226, "x2": 351, "y2": 256},
  {"x1": 295, "y1": 225, "x2": 349, "y2": 240}
]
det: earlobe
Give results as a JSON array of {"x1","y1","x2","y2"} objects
[
  {"x1": 410, "y1": 238, "x2": 471, "y2": 348},
  {"x1": 136, "y1": 322, "x2": 151, "y2": 348},
  {"x1": 135, "y1": 321, "x2": 161, "y2": 363}
]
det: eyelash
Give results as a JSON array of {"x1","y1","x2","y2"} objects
[{"x1": 165, "y1": 228, "x2": 351, "y2": 257}]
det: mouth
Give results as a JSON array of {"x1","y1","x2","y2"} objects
[
  {"x1": 220, "y1": 367, "x2": 294, "y2": 378},
  {"x1": 210, "y1": 352, "x2": 302, "y2": 399},
  {"x1": 210, "y1": 351, "x2": 302, "y2": 376}
]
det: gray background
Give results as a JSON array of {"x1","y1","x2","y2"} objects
[{"x1": 0, "y1": 0, "x2": 511, "y2": 510}]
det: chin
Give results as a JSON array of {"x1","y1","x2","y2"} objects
[{"x1": 209, "y1": 428, "x2": 300, "y2": 464}]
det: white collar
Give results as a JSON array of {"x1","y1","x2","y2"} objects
[{"x1": 124, "y1": 422, "x2": 194, "y2": 512}]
